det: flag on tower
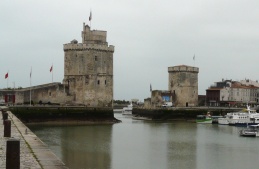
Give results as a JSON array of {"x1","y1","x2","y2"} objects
[
  {"x1": 50, "y1": 65, "x2": 53, "y2": 72},
  {"x1": 5, "y1": 72, "x2": 8, "y2": 79},
  {"x1": 150, "y1": 84, "x2": 152, "y2": 92},
  {"x1": 30, "y1": 67, "x2": 32, "y2": 78},
  {"x1": 89, "y1": 11, "x2": 92, "y2": 21},
  {"x1": 193, "y1": 54, "x2": 195, "y2": 61}
]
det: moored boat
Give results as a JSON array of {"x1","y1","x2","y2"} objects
[
  {"x1": 211, "y1": 116, "x2": 223, "y2": 124},
  {"x1": 122, "y1": 102, "x2": 133, "y2": 115},
  {"x1": 228, "y1": 106, "x2": 259, "y2": 126},
  {"x1": 218, "y1": 115, "x2": 230, "y2": 125},
  {"x1": 132, "y1": 115, "x2": 152, "y2": 121},
  {"x1": 239, "y1": 124, "x2": 259, "y2": 137},
  {"x1": 218, "y1": 105, "x2": 259, "y2": 126},
  {"x1": 196, "y1": 112, "x2": 212, "y2": 124}
]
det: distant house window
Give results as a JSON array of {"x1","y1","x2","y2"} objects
[
  {"x1": 95, "y1": 56, "x2": 97, "y2": 61},
  {"x1": 97, "y1": 80, "x2": 100, "y2": 85},
  {"x1": 49, "y1": 92, "x2": 51, "y2": 96}
]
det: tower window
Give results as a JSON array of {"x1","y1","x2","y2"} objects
[
  {"x1": 95, "y1": 56, "x2": 98, "y2": 61},
  {"x1": 105, "y1": 80, "x2": 107, "y2": 85},
  {"x1": 97, "y1": 80, "x2": 100, "y2": 85}
]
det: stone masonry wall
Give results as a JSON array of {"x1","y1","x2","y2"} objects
[
  {"x1": 168, "y1": 65, "x2": 199, "y2": 107},
  {"x1": 0, "y1": 83, "x2": 72, "y2": 105},
  {"x1": 63, "y1": 24, "x2": 114, "y2": 107}
]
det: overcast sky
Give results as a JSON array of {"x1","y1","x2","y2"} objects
[{"x1": 1, "y1": 0, "x2": 259, "y2": 101}]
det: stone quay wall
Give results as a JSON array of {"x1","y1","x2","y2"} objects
[
  {"x1": 10, "y1": 106, "x2": 120, "y2": 124},
  {"x1": 133, "y1": 107, "x2": 243, "y2": 120},
  {"x1": 0, "y1": 110, "x2": 68, "y2": 168}
]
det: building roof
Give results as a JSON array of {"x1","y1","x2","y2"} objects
[
  {"x1": 206, "y1": 88, "x2": 222, "y2": 91},
  {"x1": 231, "y1": 82, "x2": 259, "y2": 89}
]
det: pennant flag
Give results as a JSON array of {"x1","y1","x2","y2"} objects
[
  {"x1": 5, "y1": 72, "x2": 8, "y2": 79},
  {"x1": 50, "y1": 65, "x2": 53, "y2": 72},
  {"x1": 150, "y1": 84, "x2": 152, "y2": 92},
  {"x1": 30, "y1": 67, "x2": 32, "y2": 78},
  {"x1": 193, "y1": 54, "x2": 195, "y2": 61},
  {"x1": 89, "y1": 11, "x2": 92, "y2": 21}
]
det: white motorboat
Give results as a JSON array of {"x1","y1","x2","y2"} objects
[
  {"x1": 218, "y1": 114, "x2": 231, "y2": 125},
  {"x1": 226, "y1": 112, "x2": 249, "y2": 126},
  {"x1": 122, "y1": 103, "x2": 133, "y2": 115},
  {"x1": 218, "y1": 112, "x2": 244, "y2": 125},
  {"x1": 132, "y1": 115, "x2": 152, "y2": 121},
  {"x1": 218, "y1": 105, "x2": 259, "y2": 126},
  {"x1": 228, "y1": 106, "x2": 259, "y2": 126},
  {"x1": 239, "y1": 124, "x2": 259, "y2": 137}
]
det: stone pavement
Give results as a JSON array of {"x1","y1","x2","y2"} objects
[{"x1": 0, "y1": 110, "x2": 68, "y2": 169}]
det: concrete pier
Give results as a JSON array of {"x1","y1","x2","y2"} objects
[{"x1": 0, "y1": 110, "x2": 68, "y2": 169}]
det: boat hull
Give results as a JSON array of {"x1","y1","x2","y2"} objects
[
  {"x1": 239, "y1": 130, "x2": 258, "y2": 137},
  {"x1": 122, "y1": 103, "x2": 133, "y2": 115},
  {"x1": 196, "y1": 119, "x2": 212, "y2": 124},
  {"x1": 196, "y1": 114, "x2": 212, "y2": 124},
  {"x1": 218, "y1": 118, "x2": 229, "y2": 125},
  {"x1": 234, "y1": 123, "x2": 259, "y2": 127},
  {"x1": 122, "y1": 110, "x2": 132, "y2": 115}
]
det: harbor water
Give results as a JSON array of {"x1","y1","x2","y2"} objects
[{"x1": 28, "y1": 113, "x2": 259, "y2": 169}]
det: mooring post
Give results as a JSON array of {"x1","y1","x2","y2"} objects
[
  {"x1": 6, "y1": 138, "x2": 20, "y2": 169},
  {"x1": 4, "y1": 119, "x2": 11, "y2": 137},
  {"x1": 3, "y1": 111, "x2": 8, "y2": 124}
]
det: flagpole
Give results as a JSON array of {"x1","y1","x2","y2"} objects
[
  {"x1": 52, "y1": 64, "x2": 53, "y2": 83},
  {"x1": 150, "y1": 83, "x2": 152, "y2": 108},
  {"x1": 193, "y1": 54, "x2": 196, "y2": 67},
  {"x1": 50, "y1": 64, "x2": 53, "y2": 83},
  {"x1": 7, "y1": 71, "x2": 9, "y2": 88},
  {"x1": 89, "y1": 10, "x2": 92, "y2": 29},
  {"x1": 30, "y1": 67, "x2": 32, "y2": 106}
]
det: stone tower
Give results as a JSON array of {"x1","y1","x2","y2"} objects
[
  {"x1": 63, "y1": 23, "x2": 114, "y2": 107},
  {"x1": 168, "y1": 65, "x2": 199, "y2": 107}
]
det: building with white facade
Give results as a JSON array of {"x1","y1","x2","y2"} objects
[{"x1": 206, "y1": 79, "x2": 259, "y2": 107}]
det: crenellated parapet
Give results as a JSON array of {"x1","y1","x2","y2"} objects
[
  {"x1": 63, "y1": 43, "x2": 114, "y2": 52},
  {"x1": 168, "y1": 65, "x2": 199, "y2": 73}
]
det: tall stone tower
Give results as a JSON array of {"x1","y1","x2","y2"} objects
[
  {"x1": 63, "y1": 23, "x2": 114, "y2": 107},
  {"x1": 168, "y1": 65, "x2": 199, "y2": 107}
]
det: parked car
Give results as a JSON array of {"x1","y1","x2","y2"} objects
[{"x1": 162, "y1": 102, "x2": 173, "y2": 107}]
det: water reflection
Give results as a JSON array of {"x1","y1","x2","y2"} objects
[
  {"x1": 28, "y1": 114, "x2": 259, "y2": 169},
  {"x1": 28, "y1": 124, "x2": 113, "y2": 169},
  {"x1": 195, "y1": 124, "x2": 259, "y2": 169},
  {"x1": 166, "y1": 122, "x2": 197, "y2": 169}
]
